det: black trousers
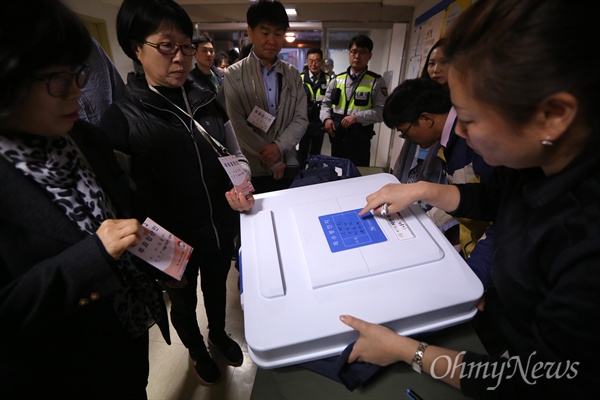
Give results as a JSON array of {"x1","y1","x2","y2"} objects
[
  {"x1": 164, "y1": 240, "x2": 234, "y2": 353},
  {"x1": 330, "y1": 122, "x2": 373, "y2": 167},
  {"x1": 251, "y1": 175, "x2": 294, "y2": 195},
  {"x1": 298, "y1": 131, "x2": 325, "y2": 168}
]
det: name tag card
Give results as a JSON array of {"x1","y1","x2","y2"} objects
[{"x1": 247, "y1": 105, "x2": 275, "y2": 133}]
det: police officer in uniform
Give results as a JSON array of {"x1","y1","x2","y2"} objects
[
  {"x1": 323, "y1": 58, "x2": 335, "y2": 79},
  {"x1": 320, "y1": 35, "x2": 388, "y2": 167},
  {"x1": 298, "y1": 47, "x2": 330, "y2": 167}
]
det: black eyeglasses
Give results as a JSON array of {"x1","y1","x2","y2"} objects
[
  {"x1": 144, "y1": 40, "x2": 197, "y2": 56},
  {"x1": 349, "y1": 49, "x2": 370, "y2": 57},
  {"x1": 398, "y1": 121, "x2": 414, "y2": 139},
  {"x1": 31, "y1": 64, "x2": 91, "y2": 98}
]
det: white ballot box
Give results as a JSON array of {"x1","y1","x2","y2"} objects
[{"x1": 239, "y1": 173, "x2": 483, "y2": 368}]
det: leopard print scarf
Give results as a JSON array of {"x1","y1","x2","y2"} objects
[{"x1": 0, "y1": 132, "x2": 164, "y2": 337}]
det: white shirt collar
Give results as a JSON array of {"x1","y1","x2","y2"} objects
[{"x1": 441, "y1": 106, "x2": 457, "y2": 147}]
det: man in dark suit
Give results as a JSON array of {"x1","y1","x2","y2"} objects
[{"x1": 190, "y1": 33, "x2": 226, "y2": 108}]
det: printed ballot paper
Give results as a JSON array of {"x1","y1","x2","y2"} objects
[
  {"x1": 127, "y1": 217, "x2": 192, "y2": 280},
  {"x1": 219, "y1": 154, "x2": 254, "y2": 197}
]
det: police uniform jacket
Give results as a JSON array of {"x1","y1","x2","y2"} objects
[
  {"x1": 319, "y1": 67, "x2": 387, "y2": 128},
  {"x1": 300, "y1": 70, "x2": 330, "y2": 136}
]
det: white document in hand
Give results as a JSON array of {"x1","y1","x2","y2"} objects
[{"x1": 127, "y1": 217, "x2": 193, "y2": 280}]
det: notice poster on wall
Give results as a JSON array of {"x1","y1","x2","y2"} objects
[{"x1": 409, "y1": 0, "x2": 472, "y2": 76}]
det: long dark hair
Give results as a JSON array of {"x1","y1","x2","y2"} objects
[{"x1": 420, "y1": 37, "x2": 446, "y2": 80}]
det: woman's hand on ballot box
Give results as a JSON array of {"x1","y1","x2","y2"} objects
[{"x1": 358, "y1": 181, "x2": 461, "y2": 218}]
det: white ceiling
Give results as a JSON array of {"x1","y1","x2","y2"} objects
[
  {"x1": 101, "y1": 0, "x2": 430, "y2": 46},
  {"x1": 177, "y1": 0, "x2": 423, "y2": 24}
]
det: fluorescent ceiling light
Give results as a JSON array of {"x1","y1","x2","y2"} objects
[
  {"x1": 285, "y1": 32, "x2": 296, "y2": 43},
  {"x1": 285, "y1": 7, "x2": 297, "y2": 16}
]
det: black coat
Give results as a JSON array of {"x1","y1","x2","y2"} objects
[
  {"x1": 189, "y1": 65, "x2": 224, "y2": 93},
  {"x1": 100, "y1": 72, "x2": 238, "y2": 260},
  {"x1": 189, "y1": 65, "x2": 226, "y2": 109},
  {"x1": 0, "y1": 121, "x2": 167, "y2": 398},
  {"x1": 453, "y1": 147, "x2": 600, "y2": 399}
]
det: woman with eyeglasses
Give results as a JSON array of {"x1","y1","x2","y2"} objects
[
  {"x1": 100, "y1": 0, "x2": 253, "y2": 386},
  {"x1": 0, "y1": 0, "x2": 171, "y2": 398}
]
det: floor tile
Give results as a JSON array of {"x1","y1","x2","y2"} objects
[{"x1": 148, "y1": 264, "x2": 254, "y2": 400}]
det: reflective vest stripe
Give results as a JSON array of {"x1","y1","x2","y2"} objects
[
  {"x1": 300, "y1": 73, "x2": 329, "y2": 102},
  {"x1": 332, "y1": 72, "x2": 376, "y2": 114}
]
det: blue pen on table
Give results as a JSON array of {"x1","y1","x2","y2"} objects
[{"x1": 406, "y1": 388, "x2": 424, "y2": 400}]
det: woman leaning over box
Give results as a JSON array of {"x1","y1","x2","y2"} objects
[{"x1": 341, "y1": 0, "x2": 600, "y2": 398}]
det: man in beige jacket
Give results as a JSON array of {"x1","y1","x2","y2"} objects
[{"x1": 224, "y1": 0, "x2": 308, "y2": 194}]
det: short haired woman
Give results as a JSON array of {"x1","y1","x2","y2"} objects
[{"x1": 100, "y1": 0, "x2": 254, "y2": 386}]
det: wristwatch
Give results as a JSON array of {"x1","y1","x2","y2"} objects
[{"x1": 411, "y1": 342, "x2": 429, "y2": 374}]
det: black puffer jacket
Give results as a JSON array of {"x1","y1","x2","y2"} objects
[{"x1": 100, "y1": 72, "x2": 240, "y2": 257}]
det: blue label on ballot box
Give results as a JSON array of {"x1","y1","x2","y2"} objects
[{"x1": 319, "y1": 209, "x2": 387, "y2": 253}]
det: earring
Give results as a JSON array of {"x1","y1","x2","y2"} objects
[{"x1": 541, "y1": 137, "x2": 554, "y2": 146}]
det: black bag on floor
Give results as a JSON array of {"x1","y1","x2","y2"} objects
[{"x1": 290, "y1": 155, "x2": 361, "y2": 188}]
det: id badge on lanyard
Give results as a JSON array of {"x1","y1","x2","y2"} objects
[{"x1": 149, "y1": 85, "x2": 254, "y2": 196}]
